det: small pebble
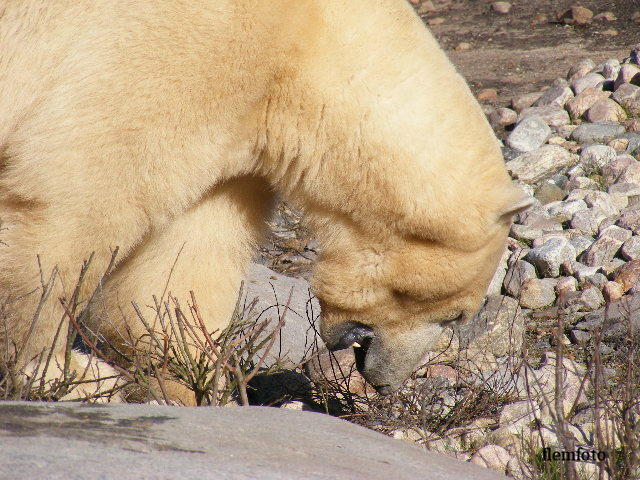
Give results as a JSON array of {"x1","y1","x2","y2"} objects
[
  {"x1": 558, "y1": 6, "x2": 593, "y2": 26},
  {"x1": 477, "y1": 88, "x2": 498, "y2": 101},
  {"x1": 491, "y1": 2, "x2": 511, "y2": 14},
  {"x1": 490, "y1": 107, "x2": 517, "y2": 126},
  {"x1": 455, "y1": 42, "x2": 472, "y2": 52},
  {"x1": 593, "y1": 12, "x2": 616, "y2": 22},
  {"x1": 427, "y1": 17, "x2": 445, "y2": 26}
]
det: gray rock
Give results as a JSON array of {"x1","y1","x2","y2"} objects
[
  {"x1": 526, "y1": 237, "x2": 577, "y2": 277},
  {"x1": 579, "y1": 144, "x2": 617, "y2": 172},
  {"x1": 511, "y1": 91, "x2": 544, "y2": 112},
  {"x1": 577, "y1": 293, "x2": 640, "y2": 343},
  {"x1": 519, "y1": 278, "x2": 557, "y2": 309},
  {"x1": 597, "y1": 215, "x2": 619, "y2": 234},
  {"x1": 570, "y1": 122, "x2": 626, "y2": 144},
  {"x1": 490, "y1": 107, "x2": 518, "y2": 126},
  {"x1": 487, "y1": 248, "x2": 510, "y2": 296},
  {"x1": 506, "y1": 145, "x2": 578, "y2": 184},
  {"x1": 564, "y1": 189, "x2": 592, "y2": 202},
  {"x1": 509, "y1": 224, "x2": 543, "y2": 243},
  {"x1": 501, "y1": 146, "x2": 523, "y2": 162},
  {"x1": 610, "y1": 192, "x2": 629, "y2": 211},
  {"x1": 245, "y1": 263, "x2": 321, "y2": 366},
  {"x1": 518, "y1": 105, "x2": 570, "y2": 127},
  {"x1": 616, "y1": 206, "x2": 640, "y2": 235},
  {"x1": 534, "y1": 182, "x2": 566, "y2": 205},
  {"x1": 600, "y1": 224, "x2": 633, "y2": 243},
  {"x1": 545, "y1": 200, "x2": 587, "y2": 222},
  {"x1": 566, "y1": 164, "x2": 586, "y2": 179},
  {"x1": 617, "y1": 163, "x2": 640, "y2": 184},
  {"x1": 602, "y1": 258, "x2": 626, "y2": 276},
  {"x1": 614, "y1": 64, "x2": 640, "y2": 90},
  {"x1": 503, "y1": 260, "x2": 537, "y2": 297},
  {"x1": 586, "y1": 99, "x2": 627, "y2": 123},
  {"x1": 567, "y1": 59, "x2": 596, "y2": 82},
  {"x1": 571, "y1": 72, "x2": 605, "y2": 95},
  {"x1": 571, "y1": 262, "x2": 601, "y2": 283},
  {"x1": 506, "y1": 115, "x2": 551, "y2": 152},
  {"x1": 617, "y1": 132, "x2": 640, "y2": 154},
  {"x1": 575, "y1": 312, "x2": 605, "y2": 332},
  {"x1": 549, "y1": 173, "x2": 569, "y2": 189},
  {"x1": 621, "y1": 236, "x2": 640, "y2": 261},
  {"x1": 531, "y1": 232, "x2": 569, "y2": 249},
  {"x1": 533, "y1": 85, "x2": 574, "y2": 108},
  {"x1": 565, "y1": 176, "x2": 598, "y2": 190},
  {"x1": 569, "y1": 235, "x2": 595, "y2": 256},
  {"x1": 556, "y1": 275, "x2": 579, "y2": 292},
  {"x1": 583, "y1": 191, "x2": 620, "y2": 217},
  {"x1": 570, "y1": 209, "x2": 602, "y2": 235},
  {"x1": 556, "y1": 124, "x2": 578, "y2": 138},
  {"x1": 580, "y1": 225, "x2": 631, "y2": 267},
  {"x1": 565, "y1": 88, "x2": 611, "y2": 119},
  {"x1": 586, "y1": 272, "x2": 609, "y2": 289},
  {"x1": 499, "y1": 401, "x2": 542, "y2": 429},
  {"x1": 569, "y1": 329, "x2": 592, "y2": 345},
  {"x1": 470, "y1": 445, "x2": 512, "y2": 474},
  {"x1": 601, "y1": 59, "x2": 621, "y2": 81},
  {"x1": 578, "y1": 285, "x2": 605, "y2": 310},
  {"x1": 0, "y1": 402, "x2": 508, "y2": 480},
  {"x1": 602, "y1": 155, "x2": 635, "y2": 186},
  {"x1": 608, "y1": 182, "x2": 640, "y2": 197},
  {"x1": 611, "y1": 82, "x2": 640, "y2": 111},
  {"x1": 464, "y1": 295, "x2": 525, "y2": 357},
  {"x1": 518, "y1": 211, "x2": 563, "y2": 232}
]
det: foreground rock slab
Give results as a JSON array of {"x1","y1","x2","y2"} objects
[{"x1": 0, "y1": 401, "x2": 506, "y2": 480}]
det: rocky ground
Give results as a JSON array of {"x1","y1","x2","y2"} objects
[{"x1": 256, "y1": 8, "x2": 640, "y2": 478}]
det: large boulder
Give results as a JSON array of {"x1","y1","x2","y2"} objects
[
  {"x1": 0, "y1": 401, "x2": 506, "y2": 480},
  {"x1": 244, "y1": 263, "x2": 322, "y2": 367}
]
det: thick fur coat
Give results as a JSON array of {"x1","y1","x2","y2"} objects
[{"x1": 0, "y1": 0, "x2": 529, "y2": 402}]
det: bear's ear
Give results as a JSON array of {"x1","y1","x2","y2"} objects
[{"x1": 498, "y1": 195, "x2": 534, "y2": 223}]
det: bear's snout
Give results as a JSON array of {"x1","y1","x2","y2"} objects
[{"x1": 327, "y1": 322, "x2": 375, "y2": 352}]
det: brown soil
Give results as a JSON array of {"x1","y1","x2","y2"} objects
[{"x1": 416, "y1": 0, "x2": 640, "y2": 105}]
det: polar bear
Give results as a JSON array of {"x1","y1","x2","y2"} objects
[{"x1": 0, "y1": 0, "x2": 530, "y2": 402}]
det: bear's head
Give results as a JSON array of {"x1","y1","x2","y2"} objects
[
  {"x1": 258, "y1": 0, "x2": 534, "y2": 393},
  {"x1": 312, "y1": 195, "x2": 531, "y2": 394}
]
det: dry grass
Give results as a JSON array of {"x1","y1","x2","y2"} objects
[
  {"x1": 0, "y1": 237, "x2": 638, "y2": 480},
  {"x1": 0, "y1": 250, "x2": 291, "y2": 406}
]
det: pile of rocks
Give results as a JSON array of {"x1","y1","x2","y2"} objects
[
  {"x1": 482, "y1": 44, "x2": 640, "y2": 350},
  {"x1": 386, "y1": 46, "x2": 640, "y2": 478}
]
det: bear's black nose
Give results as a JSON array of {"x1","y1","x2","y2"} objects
[{"x1": 330, "y1": 322, "x2": 374, "y2": 351}]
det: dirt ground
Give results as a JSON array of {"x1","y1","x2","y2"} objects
[{"x1": 416, "y1": 0, "x2": 640, "y2": 105}]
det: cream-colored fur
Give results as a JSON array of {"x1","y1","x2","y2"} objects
[{"x1": 0, "y1": 0, "x2": 528, "y2": 402}]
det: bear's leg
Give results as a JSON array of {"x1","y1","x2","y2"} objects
[
  {"x1": 0, "y1": 205, "x2": 149, "y2": 401},
  {"x1": 88, "y1": 176, "x2": 274, "y2": 405}
]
